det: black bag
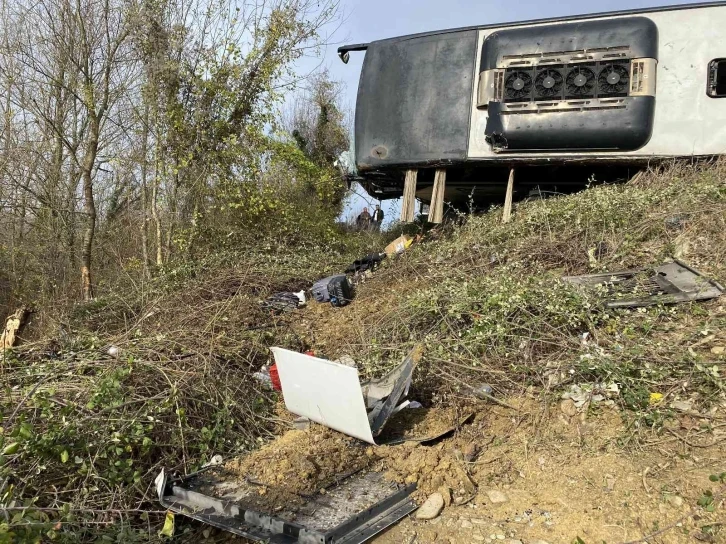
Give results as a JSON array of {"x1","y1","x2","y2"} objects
[
  {"x1": 312, "y1": 275, "x2": 354, "y2": 307},
  {"x1": 345, "y1": 252, "x2": 386, "y2": 275}
]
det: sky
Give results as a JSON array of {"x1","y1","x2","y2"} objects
[{"x1": 295, "y1": 0, "x2": 696, "y2": 225}]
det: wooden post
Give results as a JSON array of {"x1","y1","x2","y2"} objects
[
  {"x1": 502, "y1": 168, "x2": 515, "y2": 223},
  {"x1": 400, "y1": 169, "x2": 418, "y2": 223},
  {"x1": 429, "y1": 169, "x2": 446, "y2": 224}
]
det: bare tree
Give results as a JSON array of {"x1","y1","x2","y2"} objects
[{"x1": 0, "y1": 0, "x2": 343, "y2": 305}]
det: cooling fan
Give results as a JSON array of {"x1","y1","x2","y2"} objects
[
  {"x1": 598, "y1": 63, "x2": 630, "y2": 95},
  {"x1": 504, "y1": 71, "x2": 532, "y2": 100},
  {"x1": 565, "y1": 65, "x2": 596, "y2": 97},
  {"x1": 534, "y1": 68, "x2": 563, "y2": 99}
]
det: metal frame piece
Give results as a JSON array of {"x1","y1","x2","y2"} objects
[
  {"x1": 156, "y1": 469, "x2": 417, "y2": 544},
  {"x1": 562, "y1": 259, "x2": 724, "y2": 308}
]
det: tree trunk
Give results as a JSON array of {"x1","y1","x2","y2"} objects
[
  {"x1": 151, "y1": 177, "x2": 163, "y2": 267},
  {"x1": 80, "y1": 115, "x2": 99, "y2": 301},
  {"x1": 140, "y1": 105, "x2": 151, "y2": 279},
  {"x1": 48, "y1": 71, "x2": 66, "y2": 275},
  {"x1": 152, "y1": 135, "x2": 164, "y2": 267}
]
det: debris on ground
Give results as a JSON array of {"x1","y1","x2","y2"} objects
[
  {"x1": 162, "y1": 453, "x2": 418, "y2": 541},
  {"x1": 271, "y1": 346, "x2": 421, "y2": 444},
  {"x1": 7, "y1": 162, "x2": 726, "y2": 542},
  {"x1": 345, "y1": 252, "x2": 386, "y2": 275},
  {"x1": 562, "y1": 259, "x2": 724, "y2": 308},
  {"x1": 384, "y1": 234, "x2": 413, "y2": 256},
  {"x1": 260, "y1": 291, "x2": 306, "y2": 313},
  {"x1": 561, "y1": 382, "x2": 619, "y2": 409},
  {"x1": 311, "y1": 274, "x2": 355, "y2": 307}
]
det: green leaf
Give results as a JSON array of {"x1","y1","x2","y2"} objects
[
  {"x1": 709, "y1": 474, "x2": 719, "y2": 482},
  {"x1": 1, "y1": 442, "x2": 19, "y2": 455},
  {"x1": 60, "y1": 450, "x2": 69, "y2": 464}
]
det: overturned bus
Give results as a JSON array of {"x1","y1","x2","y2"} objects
[{"x1": 338, "y1": 2, "x2": 726, "y2": 220}]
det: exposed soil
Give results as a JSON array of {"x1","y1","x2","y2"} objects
[
  {"x1": 208, "y1": 394, "x2": 725, "y2": 544},
  {"x1": 289, "y1": 261, "x2": 420, "y2": 359},
  {"x1": 224, "y1": 426, "x2": 372, "y2": 497},
  {"x1": 378, "y1": 406, "x2": 470, "y2": 443},
  {"x1": 373, "y1": 396, "x2": 726, "y2": 544},
  {"x1": 214, "y1": 406, "x2": 474, "y2": 511}
]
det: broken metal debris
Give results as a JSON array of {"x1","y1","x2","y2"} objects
[
  {"x1": 391, "y1": 400, "x2": 423, "y2": 415},
  {"x1": 260, "y1": 291, "x2": 306, "y2": 314},
  {"x1": 562, "y1": 259, "x2": 724, "y2": 308},
  {"x1": 156, "y1": 467, "x2": 416, "y2": 544},
  {"x1": 270, "y1": 346, "x2": 422, "y2": 445}
]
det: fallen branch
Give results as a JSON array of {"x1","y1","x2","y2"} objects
[{"x1": 1, "y1": 306, "x2": 31, "y2": 352}]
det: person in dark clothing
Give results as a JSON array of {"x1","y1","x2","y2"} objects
[
  {"x1": 356, "y1": 207, "x2": 371, "y2": 230},
  {"x1": 371, "y1": 205, "x2": 384, "y2": 231}
]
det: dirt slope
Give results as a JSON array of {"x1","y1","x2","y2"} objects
[
  {"x1": 372, "y1": 397, "x2": 725, "y2": 544},
  {"x1": 200, "y1": 164, "x2": 726, "y2": 544},
  {"x1": 286, "y1": 164, "x2": 726, "y2": 544}
]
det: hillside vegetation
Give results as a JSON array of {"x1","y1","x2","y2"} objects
[{"x1": 2, "y1": 162, "x2": 726, "y2": 542}]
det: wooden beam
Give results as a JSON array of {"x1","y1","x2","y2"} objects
[
  {"x1": 429, "y1": 169, "x2": 446, "y2": 224},
  {"x1": 400, "y1": 169, "x2": 417, "y2": 223},
  {"x1": 502, "y1": 168, "x2": 515, "y2": 223}
]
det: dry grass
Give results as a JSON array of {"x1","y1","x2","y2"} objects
[
  {"x1": 294, "y1": 161, "x2": 726, "y2": 412},
  {"x1": 1, "y1": 161, "x2": 725, "y2": 541}
]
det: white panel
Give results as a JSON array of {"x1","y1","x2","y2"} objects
[
  {"x1": 467, "y1": 5, "x2": 726, "y2": 159},
  {"x1": 270, "y1": 347, "x2": 376, "y2": 444}
]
